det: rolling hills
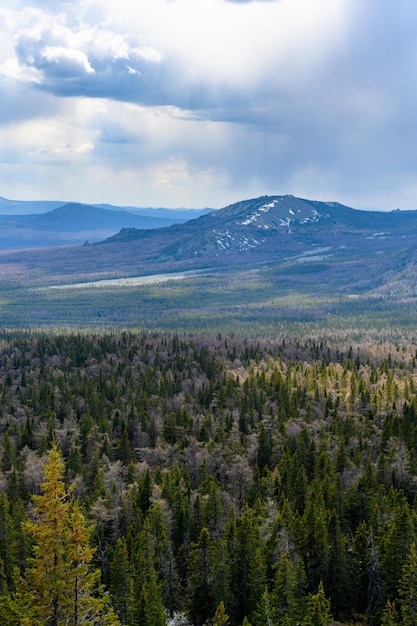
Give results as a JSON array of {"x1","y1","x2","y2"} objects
[
  {"x1": 3, "y1": 194, "x2": 415, "y2": 291},
  {"x1": 1, "y1": 194, "x2": 417, "y2": 329},
  {"x1": 0, "y1": 199, "x2": 210, "y2": 248}
]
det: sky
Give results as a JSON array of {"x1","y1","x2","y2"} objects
[{"x1": 1, "y1": 0, "x2": 417, "y2": 211}]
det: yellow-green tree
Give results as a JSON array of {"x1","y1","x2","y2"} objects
[
  {"x1": 24, "y1": 443, "x2": 119, "y2": 626},
  {"x1": 301, "y1": 581, "x2": 333, "y2": 626},
  {"x1": 211, "y1": 601, "x2": 230, "y2": 626},
  {"x1": 381, "y1": 599, "x2": 399, "y2": 626}
]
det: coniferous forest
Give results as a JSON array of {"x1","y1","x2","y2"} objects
[{"x1": 1, "y1": 330, "x2": 417, "y2": 624}]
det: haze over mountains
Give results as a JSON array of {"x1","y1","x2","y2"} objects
[
  {"x1": 0, "y1": 197, "x2": 211, "y2": 248},
  {"x1": 0, "y1": 194, "x2": 417, "y2": 299}
]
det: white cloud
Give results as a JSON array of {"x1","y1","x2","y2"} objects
[
  {"x1": 40, "y1": 46, "x2": 95, "y2": 76},
  {"x1": 2, "y1": 0, "x2": 350, "y2": 109},
  {"x1": 1, "y1": 0, "x2": 417, "y2": 210}
]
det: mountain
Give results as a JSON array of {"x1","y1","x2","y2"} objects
[
  {"x1": 0, "y1": 196, "x2": 65, "y2": 215},
  {"x1": 103, "y1": 193, "x2": 417, "y2": 263},
  {"x1": 2, "y1": 194, "x2": 417, "y2": 297},
  {"x1": 0, "y1": 202, "x2": 206, "y2": 248},
  {"x1": 0, "y1": 196, "x2": 211, "y2": 218},
  {"x1": 93, "y1": 204, "x2": 213, "y2": 220},
  {"x1": 87, "y1": 194, "x2": 417, "y2": 295}
]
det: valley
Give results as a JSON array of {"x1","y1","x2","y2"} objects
[
  {"x1": 0, "y1": 194, "x2": 416, "y2": 331},
  {"x1": 0, "y1": 195, "x2": 417, "y2": 625}
]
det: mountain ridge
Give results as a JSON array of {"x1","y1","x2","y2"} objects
[
  {"x1": 0, "y1": 201, "x2": 210, "y2": 248},
  {"x1": 102, "y1": 194, "x2": 417, "y2": 257},
  {"x1": 1, "y1": 194, "x2": 417, "y2": 298}
]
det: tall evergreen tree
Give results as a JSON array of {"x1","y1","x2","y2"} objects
[
  {"x1": 24, "y1": 443, "x2": 120, "y2": 626},
  {"x1": 398, "y1": 542, "x2": 417, "y2": 626},
  {"x1": 109, "y1": 537, "x2": 130, "y2": 625},
  {"x1": 129, "y1": 513, "x2": 167, "y2": 626},
  {"x1": 367, "y1": 528, "x2": 383, "y2": 626},
  {"x1": 272, "y1": 552, "x2": 306, "y2": 625},
  {"x1": 187, "y1": 527, "x2": 216, "y2": 625}
]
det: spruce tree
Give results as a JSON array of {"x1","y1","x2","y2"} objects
[
  {"x1": 381, "y1": 599, "x2": 399, "y2": 626},
  {"x1": 128, "y1": 513, "x2": 167, "y2": 626},
  {"x1": 24, "y1": 443, "x2": 120, "y2": 625},
  {"x1": 187, "y1": 527, "x2": 216, "y2": 625},
  {"x1": 109, "y1": 537, "x2": 130, "y2": 624},
  {"x1": 272, "y1": 552, "x2": 306, "y2": 625},
  {"x1": 398, "y1": 541, "x2": 417, "y2": 626},
  {"x1": 302, "y1": 581, "x2": 333, "y2": 626},
  {"x1": 211, "y1": 601, "x2": 230, "y2": 626}
]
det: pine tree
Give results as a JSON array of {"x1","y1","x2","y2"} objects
[
  {"x1": 301, "y1": 482, "x2": 329, "y2": 588},
  {"x1": 252, "y1": 588, "x2": 274, "y2": 626},
  {"x1": 142, "y1": 503, "x2": 180, "y2": 617},
  {"x1": 0, "y1": 569, "x2": 37, "y2": 625},
  {"x1": 135, "y1": 564, "x2": 167, "y2": 626},
  {"x1": 66, "y1": 500, "x2": 119, "y2": 625},
  {"x1": 230, "y1": 505, "x2": 261, "y2": 624},
  {"x1": 0, "y1": 493, "x2": 19, "y2": 586},
  {"x1": 24, "y1": 443, "x2": 72, "y2": 625},
  {"x1": 379, "y1": 490, "x2": 415, "y2": 601},
  {"x1": 326, "y1": 509, "x2": 349, "y2": 616}
]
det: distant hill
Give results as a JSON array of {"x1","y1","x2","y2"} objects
[
  {"x1": 103, "y1": 193, "x2": 417, "y2": 262},
  {"x1": 81, "y1": 194, "x2": 417, "y2": 295},
  {"x1": 93, "y1": 204, "x2": 213, "y2": 221},
  {"x1": 0, "y1": 196, "x2": 211, "y2": 217},
  {"x1": 0, "y1": 196, "x2": 65, "y2": 215},
  {"x1": 0, "y1": 200, "x2": 211, "y2": 249},
  {"x1": 2, "y1": 194, "x2": 417, "y2": 297}
]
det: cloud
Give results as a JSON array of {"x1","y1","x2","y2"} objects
[
  {"x1": 0, "y1": 77, "x2": 61, "y2": 126},
  {"x1": 7, "y1": 12, "x2": 170, "y2": 105},
  {"x1": 1, "y1": 0, "x2": 417, "y2": 211},
  {"x1": 1, "y1": 1, "x2": 349, "y2": 115},
  {"x1": 36, "y1": 46, "x2": 95, "y2": 77}
]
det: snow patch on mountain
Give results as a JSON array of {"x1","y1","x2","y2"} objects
[
  {"x1": 236, "y1": 199, "x2": 280, "y2": 227},
  {"x1": 234, "y1": 198, "x2": 328, "y2": 231},
  {"x1": 213, "y1": 229, "x2": 263, "y2": 252},
  {"x1": 300, "y1": 209, "x2": 325, "y2": 224}
]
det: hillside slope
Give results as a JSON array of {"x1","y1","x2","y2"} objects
[{"x1": 1, "y1": 195, "x2": 417, "y2": 297}]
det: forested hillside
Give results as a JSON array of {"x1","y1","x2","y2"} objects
[{"x1": 0, "y1": 330, "x2": 417, "y2": 624}]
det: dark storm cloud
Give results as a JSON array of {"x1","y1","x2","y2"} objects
[{"x1": 11, "y1": 25, "x2": 213, "y2": 115}]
